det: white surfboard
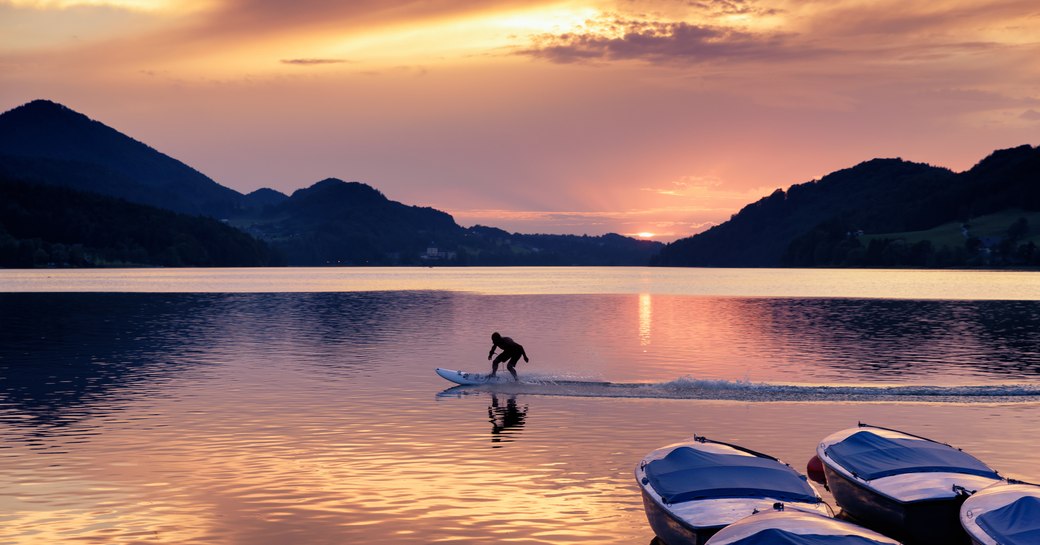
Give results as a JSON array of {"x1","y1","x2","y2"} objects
[{"x1": 435, "y1": 367, "x2": 511, "y2": 385}]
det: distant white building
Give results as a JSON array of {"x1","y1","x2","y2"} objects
[{"x1": 421, "y1": 245, "x2": 456, "y2": 261}]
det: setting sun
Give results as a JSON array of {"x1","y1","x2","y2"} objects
[{"x1": 637, "y1": 232, "x2": 655, "y2": 238}]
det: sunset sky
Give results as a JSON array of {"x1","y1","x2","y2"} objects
[{"x1": 2, "y1": 1, "x2": 1038, "y2": 240}]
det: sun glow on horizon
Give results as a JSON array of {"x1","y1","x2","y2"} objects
[{"x1": 637, "y1": 232, "x2": 655, "y2": 238}]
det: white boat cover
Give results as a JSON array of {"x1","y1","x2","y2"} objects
[
  {"x1": 644, "y1": 446, "x2": 820, "y2": 505},
  {"x1": 706, "y1": 510, "x2": 900, "y2": 545},
  {"x1": 824, "y1": 430, "x2": 998, "y2": 481},
  {"x1": 974, "y1": 495, "x2": 1040, "y2": 543},
  {"x1": 717, "y1": 529, "x2": 894, "y2": 545}
]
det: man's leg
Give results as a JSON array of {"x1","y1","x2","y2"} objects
[
  {"x1": 506, "y1": 353, "x2": 521, "y2": 381},
  {"x1": 491, "y1": 353, "x2": 507, "y2": 377}
]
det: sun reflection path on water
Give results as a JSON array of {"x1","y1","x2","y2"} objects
[{"x1": 638, "y1": 293, "x2": 652, "y2": 347}]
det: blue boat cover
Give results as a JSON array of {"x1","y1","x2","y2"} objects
[
  {"x1": 824, "y1": 431, "x2": 998, "y2": 481},
  {"x1": 976, "y1": 496, "x2": 1040, "y2": 544},
  {"x1": 644, "y1": 446, "x2": 820, "y2": 505},
  {"x1": 724, "y1": 529, "x2": 889, "y2": 545}
]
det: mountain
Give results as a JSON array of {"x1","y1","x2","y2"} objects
[
  {"x1": 957, "y1": 145, "x2": 1040, "y2": 214},
  {"x1": 0, "y1": 99, "x2": 244, "y2": 217},
  {"x1": 0, "y1": 176, "x2": 277, "y2": 267},
  {"x1": 236, "y1": 178, "x2": 663, "y2": 265},
  {"x1": 243, "y1": 187, "x2": 288, "y2": 209},
  {"x1": 243, "y1": 178, "x2": 462, "y2": 265},
  {"x1": 653, "y1": 146, "x2": 1040, "y2": 267}
]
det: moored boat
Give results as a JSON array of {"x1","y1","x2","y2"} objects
[
  {"x1": 636, "y1": 436, "x2": 830, "y2": 545},
  {"x1": 960, "y1": 481, "x2": 1040, "y2": 545},
  {"x1": 705, "y1": 507, "x2": 902, "y2": 545},
  {"x1": 816, "y1": 423, "x2": 1002, "y2": 544}
]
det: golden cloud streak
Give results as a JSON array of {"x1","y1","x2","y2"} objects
[{"x1": 6, "y1": 0, "x2": 208, "y2": 12}]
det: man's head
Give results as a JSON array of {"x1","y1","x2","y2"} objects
[{"x1": 491, "y1": 332, "x2": 501, "y2": 342}]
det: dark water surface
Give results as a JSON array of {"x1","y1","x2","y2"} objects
[{"x1": 2, "y1": 269, "x2": 1040, "y2": 544}]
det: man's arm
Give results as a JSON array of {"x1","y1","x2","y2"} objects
[
  {"x1": 488, "y1": 344, "x2": 496, "y2": 360},
  {"x1": 522, "y1": 347, "x2": 529, "y2": 362}
]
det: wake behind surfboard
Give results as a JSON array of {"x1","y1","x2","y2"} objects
[
  {"x1": 435, "y1": 368, "x2": 511, "y2": 385},
  {"x1": 434, "y1": 368, "x2": 1040, "y2": 402}
]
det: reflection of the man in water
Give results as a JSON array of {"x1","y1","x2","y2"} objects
[{"x1": 488, "y1": 394, "x2": 527, "y2": 445}]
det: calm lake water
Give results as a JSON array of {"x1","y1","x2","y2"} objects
[{"x1": 2, "y1": 267, "x2": 1040, "y2": 544}]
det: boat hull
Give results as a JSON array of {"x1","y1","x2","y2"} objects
[
  {"x1": 824, "y1": 463, "x2": 970, "y2": 544},
  {"x1": 640, "y1": 488, "x2": 719, "y2": 545}
]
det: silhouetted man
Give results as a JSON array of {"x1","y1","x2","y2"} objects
[{"x1": 488, "y1": 331, "x2": 528, "y2": 381}]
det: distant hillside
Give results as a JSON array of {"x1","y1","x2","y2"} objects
[
  {"x1": 0, "y1": 100, "x2": 246, "y2": 217},
  {"x1": 0, "y1": 176, "x2": 278, "y2": 267},
  {"x1": 465, "y1": 225, "x2": 663, "y2": 266},
  {"x1": 234, "y1": 178, "x2": 663, "y2": 265},
  {"x1": 240, "y1": 179, "x2": 462, "y2": 265},
  {"x1": 654, "y1": 145, "x2": 1040, "y2": 268}
]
